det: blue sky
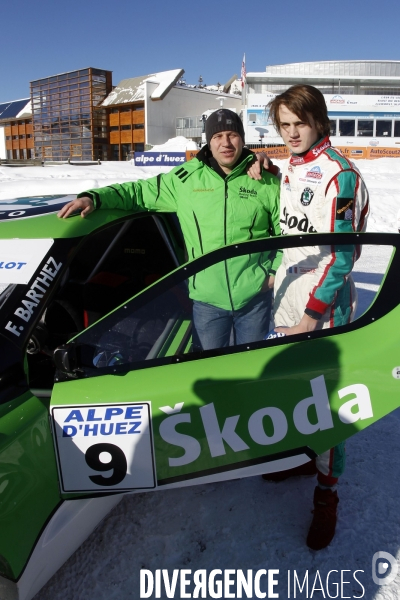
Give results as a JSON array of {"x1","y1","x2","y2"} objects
[{"x1": 2, "y1": 0, "x2": 400, "y2": 103}]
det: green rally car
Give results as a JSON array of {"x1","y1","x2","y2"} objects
[{"x1": 0, "y1": 194, "x2": 399, "y2": 600}]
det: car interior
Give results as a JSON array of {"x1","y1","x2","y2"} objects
[{"x1": 27, "y1": 214, "x2": 182, "y2": 390}]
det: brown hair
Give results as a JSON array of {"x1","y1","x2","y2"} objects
[{"x1": 268, "y1": 84, "x2": 330, "y2": 137}]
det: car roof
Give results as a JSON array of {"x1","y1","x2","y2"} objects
[{"x1": 0, "y1": 195, "x2": 137, "y2": 240}]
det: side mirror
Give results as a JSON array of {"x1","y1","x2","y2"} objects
[{"x1": 53, "y1": 344, "x2": 78, "y2": 375}]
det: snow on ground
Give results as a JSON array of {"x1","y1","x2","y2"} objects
[
  {"x1": 151, "y1": 136, "x2": 198, "y2": 152},
  {"x1": 1, "y1": 156, "x2": 399, "y2": 600}
]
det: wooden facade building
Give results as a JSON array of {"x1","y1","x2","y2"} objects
[{"x1": 0, "y1": 99, "x2": 33, "y2": 160}]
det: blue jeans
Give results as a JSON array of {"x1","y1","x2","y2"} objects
[{"x1": 192, "y1": 290, "x2": 273, "y2": 351}]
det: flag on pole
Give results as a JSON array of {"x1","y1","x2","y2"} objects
[{"x1": 241, "y1": 53, "x2": 246, "y2": 88}]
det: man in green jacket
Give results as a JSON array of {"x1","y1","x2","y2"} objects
[{"x1": 58, "y1": 109, "x2": 281, "y2": 351}]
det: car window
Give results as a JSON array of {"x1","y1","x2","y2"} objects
[
  {"x1": 58, "y1": 214, "x2": 179, "y2": 327},
  {"x1": 56, "y1": 235, "x2": 397, "y2": 380},
  {"x1": 26, "y1": 214, "x2": 180, "y2": 389}
]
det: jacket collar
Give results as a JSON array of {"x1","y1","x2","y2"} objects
[{"x1": 289, "y1": 136, "x2": 331, "y2": 165}]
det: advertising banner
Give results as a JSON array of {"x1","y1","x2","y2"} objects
[
  {"x1": 185, "y1": 150, "x2": 199, "y2": 161},
  {"x1": 325, "y1": 94, "x2": 400, "y2": 108},
  {"x1": 367, "y1": 147, "x2": 400, "y2": 159},
  {"x1": 134, "y1": 152, "x2": 186, "y2": 166},
  {"x1": 255, "y1": 146, "x2": 400, "y2": 160},
  {"x1": 137, "y1": 146, "x2": 400, "y2": 166}
]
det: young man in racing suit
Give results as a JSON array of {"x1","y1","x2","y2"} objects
[
  {"x1": 248, "y1": 84, "x2": 370, "y2": 550},
  {"x1": 59, "y1": 109, "x2": 281, "y2": 351}
]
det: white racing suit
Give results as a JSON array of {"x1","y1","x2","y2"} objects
[{"x1": 274, "y1": 136, "x2": 370, "y2": 484}]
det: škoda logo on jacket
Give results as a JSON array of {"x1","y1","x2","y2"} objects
[
  {"x1": 239, "y1": 187, "x2": 258, "y2": 199},
  {"x1": 300, "y1": 188, "x2": 314, "y2": 206},
  {"x1": 280, "y1": 207, "x2": 317, "y2": 233}
]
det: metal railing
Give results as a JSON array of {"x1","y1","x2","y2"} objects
[{"x1": 0, "y1": 158, "x2": 103, "y2": 167}]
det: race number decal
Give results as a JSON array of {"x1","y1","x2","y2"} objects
[{"x1": 52, "y1": 403, "x2": 156, "y2": 492}]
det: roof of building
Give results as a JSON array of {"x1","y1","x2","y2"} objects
[
  {"x1": 30, "y1": 67, "x2": 112, "y2": 85},
  {"x1": 102, "y1": 69, "x2": 184, "y2": 106},
  {"x1": 0, "y1": 98, "x2": 31, "y2": 121},
  {"x1": 264, "y1": 60, "x2": 400, "y2": 77},
  {"x1": 246, "y1": 60, "x2": 400, "y2": 86}
]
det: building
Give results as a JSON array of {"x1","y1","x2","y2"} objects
[
  {"x1": 243, "y1": 60, "x2": 400, "y2": 156},
  {"x1": 1, "y1": 67, "x2": 241, "y2": 162},
  {"x1": 101, "y1": 69, "x2": 241, "y2": 159},
  {"x1": 0, "y1": 99, "x2": 33, "y2": 160},
  {"x1": 30, "y1": 68, "x2": 112, "y2": 161}
]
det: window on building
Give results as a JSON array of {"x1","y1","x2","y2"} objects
[
  {"x1": 121, "y1": 144, "x2": 131, "y2": 160},
  {"x1": 376, "y1": 120, "x2": 392, "y2": 137},
  {"x1": 94, "y1": 144, "x2": 108, "y2": 161},
  {"x1": 329, "y1": 120, "x2": 337, "y2": 135},
  {"x1": 110, "y1": 126, "x2": 119, "y2": 131},
  {"x1": 133, "y1": 124, "x2": 144, "y2": 129},
  {"x1": 71, "y1": 145, "x2": 82, "y2": 156},
  {"x1": 134, "y1": 143, "x2": 145, "y2": 152},
  {"x1": 121, "y1": 125, "x2": 132, "y2": 130},
  {"x1": 111, "y1": 145, "x2": 119, "y2": 160},
  {"x1": 357, "y1": 120, "x2": 374, "y2": 136},
  {"x1": 339, "y1": 120, "x2": 355, "y2": 136},
  {"x1": 394, "y1": 121, "x2": 400, "y2": 137}
]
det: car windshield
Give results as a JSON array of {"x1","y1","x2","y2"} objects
[{"x1": 66, "y1": 239, "x2": 396, "y2": 378}]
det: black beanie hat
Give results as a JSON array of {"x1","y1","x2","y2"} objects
[{"x1": 205, "y1": 109, "x2": 245, "y2": 146}]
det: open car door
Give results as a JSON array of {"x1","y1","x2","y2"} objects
[{"x1": 50, "y1": 232, "x2": 400, "y2": 499}]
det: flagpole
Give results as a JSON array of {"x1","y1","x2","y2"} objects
[{"x1": 241, "y1": 53, "x2": 246, "y2": 106}]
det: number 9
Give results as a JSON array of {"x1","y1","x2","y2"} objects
[{"x1": 85, "y1": 443, "x2": 127, "y2": 486}]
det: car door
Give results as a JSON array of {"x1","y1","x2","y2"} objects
[{"x1": 49, "y1": 231, "x2": 400, "y2": 499}]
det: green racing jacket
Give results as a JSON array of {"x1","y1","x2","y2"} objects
[{"x1": 79, "y1": 148, "x2": 281, "y2": 311}]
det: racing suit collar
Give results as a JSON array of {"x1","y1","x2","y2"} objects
[{"x1": 289, "y1": 136, "x2": 331, "y2": 166}]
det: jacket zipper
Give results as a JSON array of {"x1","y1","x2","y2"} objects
[
  {"x1": 191, "y1": 247, "x2": 196, "y2": 289},
  {"x1": 223, "y1": 180, "x2": 234, "y2": 310},
  {"x1": 248, "y1": 211, "x2": 258, "y2": 240},
  {"x1": 192, "y1": 211, "x2": 204, "y2": 254}
]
